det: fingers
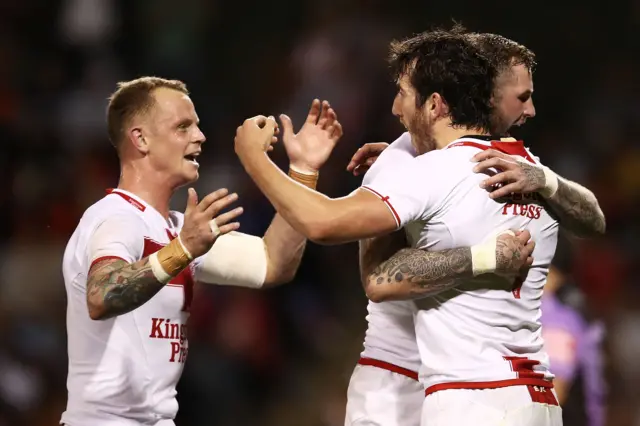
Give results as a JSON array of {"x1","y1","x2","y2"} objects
[
  {"x1": 204, "y1": 192, "x2": 239, "y2": 218},
  {"x1": 524, "y1": 240, "x2": 536, "y2": 256},
  {"x1": 516, "y1": 229, "x2": 532, "y2": 244},
  {"x1": 331, "y1": 120, "x2": 343, "y2": 141},
  {"x1": 487, "y1": 181, "x2": 523, "y2": 199},
  {"x1": 185, "y1": 187, "x2": 198, "y2": 214},
  {"x1": 218, "y1": 222, "x2": 241, "y2": 235},
  {"x1": 471, "y1": 148, "x2": 511, "y2": 163},
  {"x1": 263, "y1": 115, "x2": 277, "y2": 133},
  {"x1": 352, "y1": 164, "x2": 369, "y2": 176},
  {"x1": 214, "y1": 207, "x2": 244, "y2": 226},
  {"x1": 317, "y1": 100, "x2": 331, "y2": 128},
  {"x1": 197, "y1": 188, "x2": 230, "y2": 212},
  {"x1": 524, "y1": 256, "x2": 534, "y2": 267},
  {"x1": 473, "y1": 157, "x2": 516, "y2": 174},
  {"x1": 250, "y1": 115, "x2": 267, "y2": 128},
  {"x1": 279, "y1": 114, "x2": 294, "y2": 140},
  {"x1": 305, "y1": 99, "x2": 321, "y2": 124},
  {"x1": 346, "y1": 143, "x2": 389, "y2": 172}
]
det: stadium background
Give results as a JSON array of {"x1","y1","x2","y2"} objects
[{"x1": 0, "y1": 0, "x2": 637, "y2": 425}]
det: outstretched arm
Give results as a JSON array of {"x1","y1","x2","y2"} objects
[{"x1": 234, "y1": 116, "x2": 399, "y2": 245}]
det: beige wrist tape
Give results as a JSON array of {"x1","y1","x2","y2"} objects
[
  {"x1": 470, "y1": 230, "x2": 515, "y2": 276},
  {"x1": 148, "y1": 238, "x2": 193, "y2": 283},
  {"x1": 539, "y1": 166, "x2": 559, "y2": 198},
  {"x1": 289, "y1": 165, "x2": 319, "y2": 189}
]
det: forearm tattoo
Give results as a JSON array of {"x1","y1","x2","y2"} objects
[
  {"x1": 368, "y1": 247, "x2": 473, "y2": 298},
  {"x1": 87, "y1": 258, "x2": 165, "y2": 319},
  {"x1": 546, "y1": 177, "x2": 606, "y2": 237}
]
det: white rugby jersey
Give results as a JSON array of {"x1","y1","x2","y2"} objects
[
  {"x1": 359, "y1": 133, "x2": 421, "y2": 373},
  {"x1": 363, "y1": 136, "x2": 559, "y2": 395},
  {"x1": 61, "y1": 189, "x2": 194, "y2": 426}
]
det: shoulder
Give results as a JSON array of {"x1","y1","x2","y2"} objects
[
  {"x1": 387, "y1": 132, "x2": 415, "y2": 154},
  {"x1": 81, "y1": 196, "x2": 148, "y2": 234},
  {"x1": 363, "y1": 133, "x2": 416, "y2": 185}
]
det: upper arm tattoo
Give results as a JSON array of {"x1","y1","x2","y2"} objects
[{"x1": 87, "y1": 258, "x2": 165, "y2": 319}]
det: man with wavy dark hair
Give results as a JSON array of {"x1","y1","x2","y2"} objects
[{"x1": 234, "y1": 26, "x2": 574, "y2": 425}]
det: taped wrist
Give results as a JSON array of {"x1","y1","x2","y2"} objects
[
  {"x1": 470, "y1": 230, "x2": 515, "y2": 276},
  {"x1": 148, "y1": 238, "x2": 193, "y2": 283},
  {"x1": 289, "y1": 165, "x2": 319, "y2": 189},
  {"x1": 539, "y1": 166, "x2": 559, "y2": 198}
]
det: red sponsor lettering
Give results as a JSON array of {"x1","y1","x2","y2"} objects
[
  {"x1": 169, "y1": 341, "x2": 188, "y2": 363},
  {"x1": 150, "y1": 318, "x2": 189, "y2": 362},
  {"x1": 501, "y1": 203, "x2": 543, "y2": 220},
  {"x1": 149, "y1": 318, "x2": 165, "y2": 338}
]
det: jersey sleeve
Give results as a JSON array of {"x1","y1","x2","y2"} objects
[
  {"x1": 361, "y1": 156, "x2": 436, "y2": 228},
  {"x1": 87, "y1": 213, "x2": 147, "y2": 268}
]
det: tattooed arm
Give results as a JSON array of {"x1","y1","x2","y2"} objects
[
  {"x1": 472, "y1": 149, "x2": 605, "y2": 238},
  {"x1": 359, "y1": 230, "x2": 408, "y2": 289},
  {"x1": 365, "y1": 247, "x2": 472, "y2": 302},
  {"x1": 365, "y1": 231, "x2": 534, "y2": 302},
  {"x1": 86, "y1": 257, "x2": 167, "y2": 320},
  {"x1": 544, "y1": 177, "x2": 606, "y2": 237}
]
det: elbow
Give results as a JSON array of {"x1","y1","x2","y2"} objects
[
  {"x1": 364, "y1": 279, "x2": 393, "y2": 303},
  {"x1": 264, "y1": 268, "x2": 297, "y2": 288},
  {"x1": 576, "y1": 211, "x2": 607, "y2": 239},
  {"x1": 305, "y1": 221, "x2": 343, "y2": 245},
  {"x1": 596, "y1": 211, "x2": 606, "y2": 236},
  {"x1": 87, "y1": 297, "x2": 107, "y2": 321}
]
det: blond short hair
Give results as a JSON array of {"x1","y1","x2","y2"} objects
[{"x1": 107, "y1": 76, "x2": 189, "y2": 148}]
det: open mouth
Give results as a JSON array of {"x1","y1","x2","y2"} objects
[{"x1": 184, "y1": 153, "x2": 200, "y2": 165}]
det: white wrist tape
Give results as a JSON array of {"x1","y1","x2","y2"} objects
[
  {"x1": 539, "y1": 166, "x2": 559, "y2": 198},
  {"x1": 210, "y1": 219, "x2": 221, "y2": 238},
  {"x1": 149, "y1": 252, "x2": 173, "y2": 283},
  {"x1": 197, "y1": 231, "x2": 267, "y2": 288},
  {"x1": 470, "y1": 230, "x2": 515, "y2": 276}
]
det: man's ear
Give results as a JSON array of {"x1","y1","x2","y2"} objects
[{"x1": 128, "y1": 127, "x2": 149, "y2": 154}]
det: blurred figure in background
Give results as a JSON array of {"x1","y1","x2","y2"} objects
[{"x1": 542, "y1": 235, "x2": 607, "y2": 426}]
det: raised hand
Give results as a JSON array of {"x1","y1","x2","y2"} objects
[
  {"x1": 234, "y1": 115, "x2": 280, "y2": 159},
  {"x1": 472, "y1": 149, "x2": 546, "y2": 199},
  {"x1": 179, "y1": 187, "x2": 243, "y2": 258},
  {"x1": 279, "y1": 99, "x2": 343, "y2": 173},
  {"x1": 346, "y1": 142, "x2": 389, "y2": 176}
]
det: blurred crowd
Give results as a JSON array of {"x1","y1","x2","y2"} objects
[{"x1": 0, "y1": 0, "x2": 638, "y2": 425}]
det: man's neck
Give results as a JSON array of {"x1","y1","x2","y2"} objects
[
  {"x1": 118, "y1": 164, "x2": 175, "y2": 219},
  {"x1": 434, "y1": 122, "x2": 489, "y2": 150}
]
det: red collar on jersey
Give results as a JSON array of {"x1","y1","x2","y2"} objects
[
  {"x1": 106, "y1": 188, "x2": 147, "y2": 212},
  {"x1": 446, "y1": 138, "x2": 535, "y2": 164}
]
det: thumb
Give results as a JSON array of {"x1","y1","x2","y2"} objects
[
  {"x1": 516, "y1": 229, "x2": 532, "y2": 244},
  {"x1": 265, "y1": 115, "x2": 277, "y2": 131},
  {"x1": 185, "y1": 187, "x2": 198, "y2": 213},
  {"x1": 279, "y1": 114, "x2": 294, "y2": 140}
]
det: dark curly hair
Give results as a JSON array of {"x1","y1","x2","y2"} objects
[
  {"x1": 469, "y1": 32, "x2": 536, "y2": 75},
  {"x1": 388, "y1": 29, "x2": 496, "y2": 132}
]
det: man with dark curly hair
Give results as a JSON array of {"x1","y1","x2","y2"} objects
[{"x1": 234, "y1": 27, "x2": 568, "y2": 425}]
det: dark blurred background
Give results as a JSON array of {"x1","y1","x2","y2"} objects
[{"x1": 0, "y1": 0, "x2": 637, "y2": 425}]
